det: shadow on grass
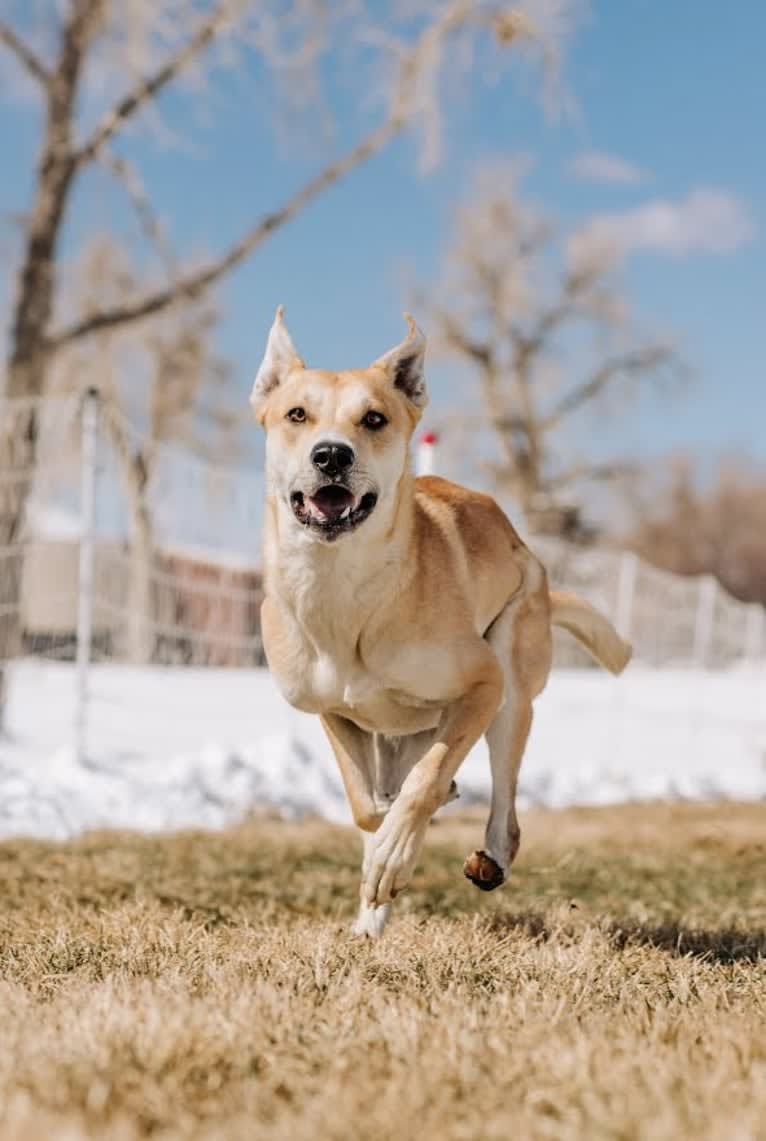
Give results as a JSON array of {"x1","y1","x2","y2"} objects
[
  {"x1": 486, "y1": 911, "x2": 766, "y2": 964},
  {"x1": 608, "y1": 921, "x2": 766, "y2": 964}
]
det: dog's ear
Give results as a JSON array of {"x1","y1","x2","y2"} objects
[
  {"x1": 251, "y1": 306, "x2": 305, "y2": 421},
  {"x1": 372, "y1": 314, "x2": 428, "y2": 409}
]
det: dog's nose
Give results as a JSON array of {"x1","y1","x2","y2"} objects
[{"x1": 311, "y1": 441, "x2": 354, "y2": 478}]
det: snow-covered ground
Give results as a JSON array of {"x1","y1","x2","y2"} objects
[{"x1": 0, "y1": 659, "x2": 764, "y2": 839}]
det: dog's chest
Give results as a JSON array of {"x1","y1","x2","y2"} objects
[
  {"x1": 265, "y1": 549, "x2": 447, "y2": 732},
  {"x1": 308, "y1": 652, "x2": 375, "y2": 710},
  {"x1": 273, "y1": 641, "x2": 442, "y2": 734}
]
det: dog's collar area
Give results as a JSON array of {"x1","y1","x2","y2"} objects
[{"x1": 290, "y1": 487, "x2": 378, "y2": 541}]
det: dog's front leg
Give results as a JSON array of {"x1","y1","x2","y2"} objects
[
  {"x1": 363, "y1": 656, "x2": 504, "y2": 907},
  {"x1": 353, "y1": 831, "x2": 392, "y2": 937},
  {"x1": 320, "y1": 714, "x2": 383, "y2": 832}
]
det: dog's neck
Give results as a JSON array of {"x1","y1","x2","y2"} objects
[{"x1": 264, "y1": 469, "x2": 416, "y2": 642}]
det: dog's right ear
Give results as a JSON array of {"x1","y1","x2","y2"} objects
[{"x1": 251, "y1": 306, "x2": 305, "y2": 422}]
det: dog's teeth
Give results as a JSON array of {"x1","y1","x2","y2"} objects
[{"x1": 340, "y1": 507, "x2": 351, "y2": 519}]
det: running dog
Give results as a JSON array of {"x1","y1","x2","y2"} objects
[{"x1": 252, "y1": 308, "x2": 631, "y2": 936}]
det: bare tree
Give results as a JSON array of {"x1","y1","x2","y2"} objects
[
  {"x1": 626, "y1": 455, "x2": 766, "y2": 607},
  {"x1": 423, "y1": 166, "x2": 683, "y2": 539},
  {"x1": 53, "y1": 237, "x2": 237, "y2": 662},
  {"x1": 0, "y1": 0, "x2": 580, "y2": 705}
]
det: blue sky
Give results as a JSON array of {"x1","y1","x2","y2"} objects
[{"x1": 2, "y1": 0, "x2": 764, "y2": 484}]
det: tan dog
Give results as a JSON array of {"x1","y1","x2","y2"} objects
[{"x1": 252, "y1": 308, "x2": 631, "y2": 937}]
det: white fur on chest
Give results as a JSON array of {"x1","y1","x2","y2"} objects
[
  {"x1": 311, "y1": 652, "x2": 377, "y2": 709},
  {"x1": 272, "y1": 636, "x2": 443, "y2": 734},
  {"x1": 265, "y1": 508, "x2": 445, "y2": 731},
  {"x1": 267, "y1": 521, "x2": 396, "y2": 707}
]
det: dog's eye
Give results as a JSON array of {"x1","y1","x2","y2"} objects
[
  {"x1": 362, "y1": 410, "x2": 387, "y2": 431},
  {"x1": 286, "y1": 407, "x2": 306, "y2": 424}
]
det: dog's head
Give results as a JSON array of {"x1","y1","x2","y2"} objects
[{"x1": 251, "y1": 307, "x2": 428, "y2": 542}]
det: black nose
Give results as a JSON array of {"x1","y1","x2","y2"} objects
[{"x1": 311, "y1": 441, "x2": 354, "y2": 478}]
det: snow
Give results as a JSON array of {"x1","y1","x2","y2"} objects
[
  {"x1": 0, "y1": 659, "x2": 764, "y2": 839},
  {"x1": 25, "y1": 500, "x2": 83, "y2": 541}
]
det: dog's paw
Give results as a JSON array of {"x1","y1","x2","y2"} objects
[
  {"x1": 351, "y1": 901, "x2": 391, "y2": 939},
  {"x1": 463, "y1": 849, "x2": 505, "y2": 892},
  {"x1": 363, "y1": 808, "x2": 425, "y2": 907}
]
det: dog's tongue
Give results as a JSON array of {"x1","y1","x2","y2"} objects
[{"x1": 309, "y1": 485, "x2": 355, "y2": 522}]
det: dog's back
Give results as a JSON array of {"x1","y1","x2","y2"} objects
[
  {"x1": 412, "y1": 475, "x2": 531, "y2": 634},
  {"x1": 414, "y1": 476, "x2": 631, "y2": 675}
]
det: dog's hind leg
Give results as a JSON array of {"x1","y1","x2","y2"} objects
[
  {"x1": 463, "y1": 686, "x2": 532, "y2": 890},
  {"x1": 464, "y1": 588, "x2": 551, "y2": 891},
  {"x1": 371, "y1": 730, "x2": 443, "y2": 813}
]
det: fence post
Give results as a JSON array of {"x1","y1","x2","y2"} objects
[
  {"x1": 75, "y1": 388, "x2": 99, "y2": 765},
  {"x1": 615, "y1": 551, "x2": 638, "y2": 642},
  {"x1": 692, "y1": 574, "x2": 717, "y2": 668},
  {"x1": 744, "y1": 605, "x2": 765, "y2": 663}
]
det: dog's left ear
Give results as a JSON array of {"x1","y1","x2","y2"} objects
[
  {"x1": 251, "y1": 306, "x2": 305, "y2": 422},
  {"x1": 372, "y1": 314, "x2": 428, "y2": 409}
]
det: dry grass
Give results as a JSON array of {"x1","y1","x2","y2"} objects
[{"x1": 0, "y1": 803, "x2": 764, "y2": 1140}]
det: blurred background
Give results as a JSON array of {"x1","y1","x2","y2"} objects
[{"x1": 0, "y1": 0, "x2": 764, "y2": 837}]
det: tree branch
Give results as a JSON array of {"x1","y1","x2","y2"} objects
[
  {"x1": 47, "y1": 0, "x2": 536, "y2": 352},
  {"x1": 438, "y1": 312, "x2": 493, "y2": 367},
  {"x1": 546, "y1": 459, "x2": 638, "y2": 490},
  {"x1": 542, "y1": 345, "x2": 674, "y2": 430},
  {"x1": 509, "y1": 259, "x2": 612, "y2": 356},
  {"x1": 99, "y1": 149, "x2": 177, "y2": 279},
  {"x1": 0, "y1": 20, "x2": 49, "y2": 86},
  {"x1": 49, "y1": 115, "x2": 402, "y2": 351},
  {"x1": 72, "y1": 1, "x2": 231, "y2": 167}
]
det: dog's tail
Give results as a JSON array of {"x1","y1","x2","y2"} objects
[{"x1": 549, "y1": 590, "x2": 632, "y2": 675}]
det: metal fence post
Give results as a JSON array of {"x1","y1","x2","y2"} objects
[
  {"x1": 75, "y1": 388, "x2": 99, "y2": 765},
  {"x1": 744, "y1": 604, "x2": 765, "y2": 663},
  {"x1": 615, "y1": 551, "x2": 638, "y2": 642},
  {"x1": 692, "y1": 574, "x2": 717, "y2": 668}
]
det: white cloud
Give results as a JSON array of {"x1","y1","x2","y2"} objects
[
  {"x1": 573, "y1": 189, "x2": 756, "y2": 258},
  {"x1": 568, "y1": 150, "x2": 647, "y2": 185}
]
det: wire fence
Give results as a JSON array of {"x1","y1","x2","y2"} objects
[
  {"x1": 1, "y1": 390, "x2": 764, "y2": 761},
  {"x1": 536, "y1": 538, "x2": 765, "y2": 670},
  {"x1": 2, "y1": 391, "x2": 264, "y2": 669}
]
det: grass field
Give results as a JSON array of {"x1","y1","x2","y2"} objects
[{"x1": 0, "y1": 803, "x2": 764, "y2": 1140}]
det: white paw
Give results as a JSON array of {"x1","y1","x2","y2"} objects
[
  {"x1": 351, "y1": 901, "x2": 391, "y2": 939},
  {"x1": 362, "y1": 806, "x2": 425, "y2": 906}
]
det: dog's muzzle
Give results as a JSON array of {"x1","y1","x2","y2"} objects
[
  {"x1": 290, "y1": 484, "x2": 378, "y2": 540},
  {"x1": 310, "y1": 441, "x2": 354, "y2": 479}
]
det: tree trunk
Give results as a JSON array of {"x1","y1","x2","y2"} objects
[
  {"x1": 126, "y1": 488, "x2": 155, "y2": 666},
  {"x1": 1, "y1": 151, "x2": 74, "y2": 708},
  {"x1": 0, "y1": 3, "x2": 98, "y2": 720},
  {"x1": 0, "y1": 397, "x2": 40, "y2": 724},
  {"x1": 120, "y1": 447, "x2": 156, "y2": 666}
]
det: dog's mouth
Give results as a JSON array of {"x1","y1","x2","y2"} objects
[{"x1": 290, "y1": 485, "x2": 378, "y2": 540}]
